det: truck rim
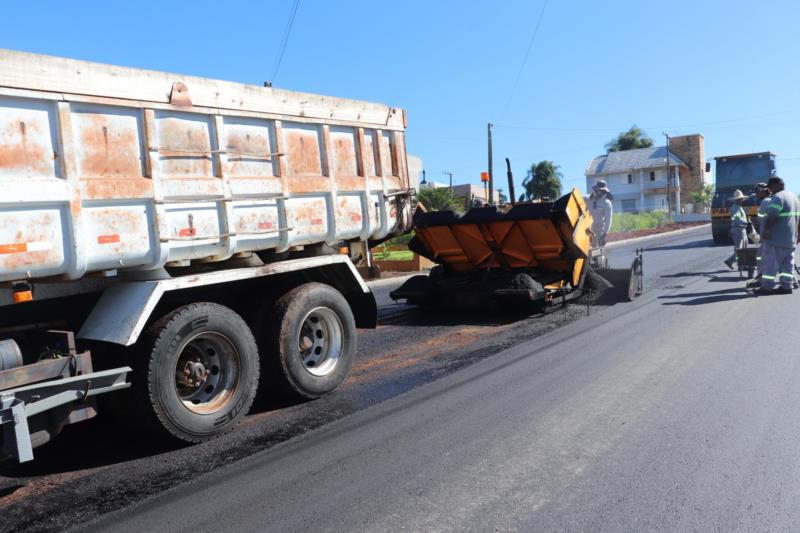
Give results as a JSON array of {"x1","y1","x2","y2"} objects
[
  {"x1": 298, "y1": 307, "x2": 342, "y2": 377},
  {"x1": 174, "y1": 332, "x2": 241, "y2": 414}
]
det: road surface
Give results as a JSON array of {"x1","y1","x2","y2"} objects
[
  {"x1": 0, "y1": 222, "x2": 788, "y2": 532},
  {"x1": 72, "y1": 224, "x2": 800, "y2": 532}
]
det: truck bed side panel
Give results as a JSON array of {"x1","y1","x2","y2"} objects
[{"x1": 0, "y1": 50, "x2": 411, "y2": 282}]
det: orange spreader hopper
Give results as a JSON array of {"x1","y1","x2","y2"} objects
[
  {"x1": 392, "y1": 188, "x2": 642, "y2": 309},
  {"x1": 413, "y1": 188, "x2": 592, "y2": 288}
]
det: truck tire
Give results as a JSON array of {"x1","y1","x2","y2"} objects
[
  {"x1": 263, "y1": 283, "x2": 356, "y2": 399},
  {"x1": 712, "y1": 223, "x2": 731, "y2": 245},
  {"x1": 133, "y1": 302, "x2": 259, "y2": 442}
]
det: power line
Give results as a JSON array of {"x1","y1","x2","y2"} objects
[
  {"x1": 270, "y1": 0, "x2": 301, "y2": 84},
  {"x1": 502, "y1": 0, "x2": 549, "y2": 115}
]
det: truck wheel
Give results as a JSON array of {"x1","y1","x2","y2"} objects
[
  {"x1": 264, "y1": 283, "x2": 356, "y2": 399},
  {"x1": 133, "y1": 302, "x2": 259, "y2": 442},
  {"x1": 712, "y1": 224, "x2": 731, "y2": 245}
]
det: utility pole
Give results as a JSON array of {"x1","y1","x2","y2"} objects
[
  {"x1": 488, "y1": 123, "x2": 494, "y2": 206},
  {"x1": 663, "y1": 132, "x2": 672, "y2": 217},
  {"x1": 442, "y1": 170, "x2": 453, "y2": 192}
]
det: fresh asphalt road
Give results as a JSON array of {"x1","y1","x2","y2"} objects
[
  {"x1": 84, "y1": 225, "x2": 800, "y2": 532},
  {"x1": 0, "y1": 226, "x2": 712, "y2": 533}
]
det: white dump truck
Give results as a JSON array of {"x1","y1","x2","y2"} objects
[{"x1": 0, "y1": 49, "x2": 413, "y2": 462}]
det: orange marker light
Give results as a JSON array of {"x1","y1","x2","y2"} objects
[{"x1": 13, "y1": 290, "x2": 33, "y2": 303}]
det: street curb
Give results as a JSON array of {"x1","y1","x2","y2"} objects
[{"x1": 606, "y1": 223, "x2": 710, "y2": 249}]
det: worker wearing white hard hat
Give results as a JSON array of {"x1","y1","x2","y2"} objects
[{"x1": 587, "y1": 180, "x2": 613, "y2": 247}]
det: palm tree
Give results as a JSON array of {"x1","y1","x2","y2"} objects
[
  {"x1": 519, "y1": 161, "x2": 563, "y2": 202},
  {"x1": 690, "y1": 183, "x2": 714, "y2": 211},
  {"x1": 418, "y1": 187, "x2": 462, "y2": 212},
  {"x1": 605, "y1": 125, "x2": 654, "y2": 153}
]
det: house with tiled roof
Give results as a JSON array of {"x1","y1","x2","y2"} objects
[{"x1": 585, "y1": 134, "x2": 708, "y2": 214}]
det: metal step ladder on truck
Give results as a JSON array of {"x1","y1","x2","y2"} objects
[
  {"x1": 0, "y1": 49, "x2": 414, "y2": 462},
  {"x1": 711, "y1": 152, "x2": 776, "y2": 245}
]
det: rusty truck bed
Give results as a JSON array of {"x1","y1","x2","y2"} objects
[{"x1": 0, "y1": 49, "x2": 412, "y2": 283}]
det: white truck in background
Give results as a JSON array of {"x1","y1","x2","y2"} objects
[{"x1": 0, "y1": 49, "x2": 414, "y2": 462}]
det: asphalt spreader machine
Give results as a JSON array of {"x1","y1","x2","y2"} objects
[{"x1": 390, "y1": 189, "x2": 643, "y2": 309}]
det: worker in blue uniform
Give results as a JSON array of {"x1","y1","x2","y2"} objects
[{"x1": 756, "y1": 176, "x2": 800, "y2": 295}]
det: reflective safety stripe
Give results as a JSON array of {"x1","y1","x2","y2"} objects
[
  {"x1": 756, "y1": 256, "x2": 762, "y2": 260},
  {"x1": 731, "y1": 210, "x2": 748, "y2": 222},
  {"x1": 761, "y1": 275, "x2": 776, "y2": 280},
  {"x1": 768, "y1": 203, "x2": 783, "y2": 210},
  {"x1": 777, "y1": 211, "x2": 800, "y2": 217},
  {"x1": 779, "y1": 272, "x2": 795, "y2": 279},
  {"x1": 757, "y1": 213, "x2": 766, "y2": 217}
]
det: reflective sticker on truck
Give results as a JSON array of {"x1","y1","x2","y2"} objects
[
  {"x1": 0, "y1": 241, "x2": 52, "y2": 254},
  {"x1": 97, "y1": 234, "x2": 121, "y2": 244}
]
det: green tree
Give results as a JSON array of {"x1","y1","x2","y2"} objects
[
  {"x1": 519, "y1": 161, "x2": 563, "y2": 202},
  {"x1": 418, "y1": 187, "x2": 462, "y2": 212},
  {"x1": 690, "y1": 183, "x2": 714, "y2": 210},
  {"x1": 605, "y1": 125, "x2": 654, "y2": 153}
]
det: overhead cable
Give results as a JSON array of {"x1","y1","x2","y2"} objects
[
  {"x1": 502, "y1": 0, "x2": 549, "y2": 116},
  {"x1": 270, "y1": 0, "x2": 301, "y2": 84}
]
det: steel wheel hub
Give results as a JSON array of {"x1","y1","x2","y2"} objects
[
  {"x1": 299, "y1": 307, "x2": 343, "y2": 377},
  {"x1": 174, "y1": 332, "x2": 240, "y2": 414}
]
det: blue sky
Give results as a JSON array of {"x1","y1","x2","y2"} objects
[{"x1": 4, "y1": 0, "x2": 800, "y2": 195}]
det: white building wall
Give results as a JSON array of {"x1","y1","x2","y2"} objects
[{"x1": 587, "y1": 167, "x2": 680, "y2": 213}]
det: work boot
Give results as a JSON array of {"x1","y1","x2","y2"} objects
[
  {"x1": 724, "y1": 258, "x2": 734, "y2": 270},
  {"x1": 775, "y1": 287, "x2": 794, "y2": 295},
  {"x1": 746, "y1": 278, "x2": 761, "y2": 289},
  {"x1": 754, "y1": 287, "x2": 775, "y2": 296}
]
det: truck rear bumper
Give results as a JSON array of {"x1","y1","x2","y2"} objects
[{"x1": 1, "y1": 365, "x2": 130, "y2": 463}]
